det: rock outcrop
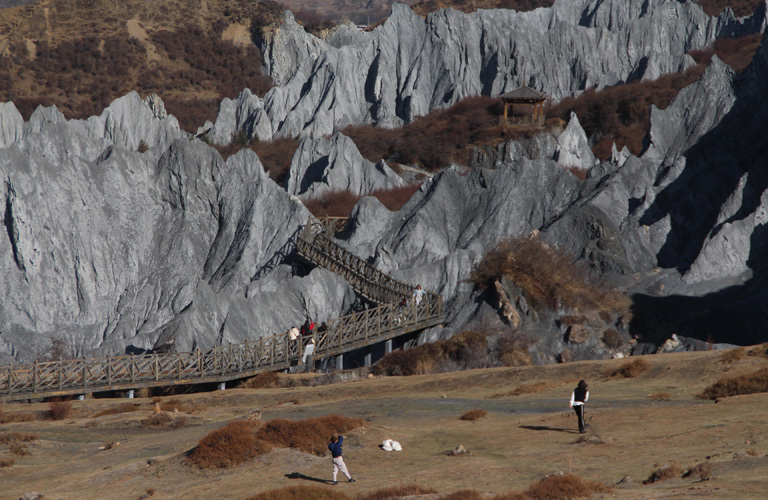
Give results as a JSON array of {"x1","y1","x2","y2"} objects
[
  {"x1": 285, "y1": 132, "x2": 405, "y2": 199},
  {"x1": 211, "y1": 0, "x2": 766, "y2": 143}
]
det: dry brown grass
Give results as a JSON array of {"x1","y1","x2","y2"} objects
[
  {"x1": 606, "y1": 358, "x2": 650, "y2": 378},
  {"x1": 460, "y1": 409, "x2": 488, "y2": 421},
  {"x1": 8, "y1": 442, "x2": 31, "y2": 456},
  {"x1": 471, "y1": 236, "x2": 628, "y2": 313},
  {"x1": 0, "y1": 432, "x2": 38, "y2": 445},
  {"x1": 412, "y1": 0, "x2": 555, "y2": 17},
  {"x1": 643, "y1": 463, "x2": 682, "y2": 484},
  {"x1": 0, "y1": 407, "x2": 35, "y2": 424},
  {"x1": 214, "y1": 137, "x2": 300, "y2": 185},
  {"x1": 718, "y1": 347, "x2": 746, "y2": 364},
  {"x1": 358, "y1": 485, "x2": 438, "y2": 500},
  {"x1": 694, "y1": 0, "x2": 765, "y2": 17},
  {"x1": 0, "y1": 458, "x2": 15, "y2": 468},
  {"x1": 495, "y1": 329, "x2": 535, "y2": 367},
  {"x1": 187, "y1": 420, "x2": 270, "y2": 469},
  {"x1": 141, "y1": 413, "x2": 187, "y2": 429},
  {"x1": 257, "y1": 415, "x2": 365, "y2": 456},
  {"x1": 304, "y1": 184, "x2": 421, "y2": 218},
  {"x1": 491, "y1": 382, "x2": 557, "y2": 399},
  {"x1": 246, "y1": 486, "x2": 350, "y2": 500},
  {"x1": 91, "y1": 403, "x2": 143, "y2": 418},
  {"x1": 683, "y1": 462, "x2": 713, "y2": 481},
  {"x1": 240, "y1": 371, "x2": 282, "y2": 389},
  {"x1": 47, "y1": 398, "x2": 73, "y2": 420},
  {"x1": 372, "y1": 330, "x2": 489, "y2": 376},
  {"x1": 700, "y1": 367, "x2": 768, "y2": 400},
  {"x1": 524, "y1": 473, "x2": 610, "y2": 499},
  {"x1": 647, "y1": 392, "x2": 672, "y2": 401}
]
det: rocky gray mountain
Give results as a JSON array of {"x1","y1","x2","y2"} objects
[
  {"x1": 207, "y1": 0, "x2": 767, "y2": 143},
  {"x1": 285, "y1": 132, "x2": 405, "y2": 199}
]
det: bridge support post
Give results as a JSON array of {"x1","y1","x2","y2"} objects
[
  {"x1": 385, "y1": 339, "x2": 392, "y2": 354},
  {"x1": 77, "y1": 395, "x2": 85, "y2": 401},
  {"x1": 218, "y1": 382, "x2": 226, "y2": 391},
  {"x1": 127, "y1": 389, "x2": 134, "y2": 399},
  {"x1": 337, "y1": 354, "x2": 343, "y2": 371},
  {"x1": 364, "y1": 349, "x2": 372, "y2": 368}
]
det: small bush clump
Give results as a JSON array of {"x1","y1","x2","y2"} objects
[
  {"x1": 495, "y1": 329, "x2": 535, "y2": 367},
  {"x1": 256, "y1": 414, "x2": 365, "y2": 456},
  {"x1": 460, "y1": 409, "x2": 488, "y2": 421},
  {"x1": 0, "y1": 458, "x2": 15, "y2": 468},
  {"x1": 359, "y1": 485, "x2": 438, "y2": 500},
  {"x1": 188, "y1": 420, "x2": 269, "y2": 469},
  {"x1": 0, "y1": 432, "x2": 38, "y2": 444},
  {"x1": 0, "y1": 406, "x2": 35, "y2": 424},
  {"x1": 606, "y1": 358, "x2": 650, "y2": 378},
  {"x1": 303, "y1": 184, "x2": 421, "y2": 218},
  {"x1": 372, "y1": 330, "x2": 489, "y2": 376},
  {"x1": 92, "y1": 403, "x2": 143, "y2": 418},
  {"x1": 471, "y1": 236, "x2": 627, "y2": 313},
  {"x1": 240, "y1": 371, "x2": 282, "y2": 389},
  {"x1": 683, "y1": 462, "x2": 712, "y2": 481},
  {"x1": 718, "y1": 347, "x2": 746, "y2": 364},
  {"x1": 643, "y1": 463, "x2": 682, "y2": 484},
  {"x1": 47, "y1": 398, "x2": 73, "y2": 420},
  {"x1": 700, "y1": 368, "x2": 768, "y2": 400},
  {"x1": 246, "y1": 485, "x2": 350, "y2": 500},
  {"x1": 141, "y1": 413, "x2": 186, "y2": 429},
  {"x1": 524, "y1": 473, "x2": 610, "y2": 499},
  {"x1": 601, "y1": 329, "x2": 623, "y2": 349}
]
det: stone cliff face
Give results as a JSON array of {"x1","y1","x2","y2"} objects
[{"x1": 206, "y1": 0, "x2": 766, "y2": 143}]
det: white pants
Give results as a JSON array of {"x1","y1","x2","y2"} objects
[{"x1": 332, "y1": 456, "x2": 351, "y2": 481}]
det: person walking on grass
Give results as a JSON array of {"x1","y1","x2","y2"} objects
[
  {"x1": 328, "y1": 435, "x2": 356, "y2": 485},
  {"x1": 569, "y1": 380, "x2": 589, "y2": 433}
]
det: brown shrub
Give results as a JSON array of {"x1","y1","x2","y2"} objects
[
  {"x1": 141, "y1": 413, "x2": 186, "y2": 429},
  {"x1": 437, "y1": 491, "x2": 486, "y2": 500},
  {"x1": 159, "y1": 399, "x2": 192, "y2": 413},
  {"x1": 495, "y1": 328, "x2": 535, "y2": 367},
  {"x1": 606, "y1": 358, "x2": 650, "y2": 378},
  {"x1": 47, "y1": 398, "x2": 73, "y2": 420},
  {"x1": 700, "y1": 368, "x2": 768, "y2": 400},
  {"x1": 601, "y1": 329, "x2": 623, "y2": 349},
  {"x1": 471, "y1": 236, "x2": 628, "y2": 313},
  {"x1": 240, "y1": 371, "x2": 282, "y2": 389},
  {"x1": 647, "y1": 392, "x2": 672, "y2": 401},
  {"x1": 413, "y1": 0, "x2": 555, "y2": 17},
  {"x1": 358, "y1": 485, "x2": 438, "y2": 500},
  {"x1": 0, "y1": 432, "x2": 38, "y2": 444},
  {"x1": 92, "y1": 403, "x2": 143, "y2": 418},
  {"x1": 719, "y1": 347, "x2": 746, "y2": 364},
  {"x1": 683, "y1": 462, "x2": 712, "y2": 481},
  {"x1": 0, "y1": 458, "x2": 15, "y2": 468},
  {"x1": 9, "y1": 442, "x2": 30, "y2": 456},
  {"x1": 694, "y1": 0, "x2": 765, "y2": 17},
  {"x1": 372, "y1": 330, "x2": 489, "y2": 376},
  {"x1": 460, "y1": 409, "x2": 488, "y2": 421},
  {"x1": 0, "y1": 407, "x2": 35, "y2": 424},
  {"x1": 246, "y1": 486, "x2": 351, "y2": 500},
  {"x1": 250, "y1": 137, "x2": 300, "y2": 184},
  {"x1": 491, "y1": 382, "x2": 557, "y2": 399},
  {"x1": 304, "y1": 184, "x2": 421, "y2": 218},
  {"x1": 257, "y1": 414, "x2": 365, "y2": 456},
  {"x1": 525, "y1": 473, "x2": 610, "y2": 499},
  {"x1": 187, "y1": 420, "x2": 269, "y2": 468},
  {"x1": 643, "y1": 463, "x2": 682, "y2": 484}
]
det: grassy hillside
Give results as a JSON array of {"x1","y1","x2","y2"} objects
[{"x1": 1, "y1": 346, "x2": 768, "y2": 499}]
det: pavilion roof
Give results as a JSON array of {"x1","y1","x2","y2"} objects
[{"x1": 499, "y1": 85, "x2": 548, "y2": 102}]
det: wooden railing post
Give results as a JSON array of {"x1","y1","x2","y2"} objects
[
  {"x1": 8, "y1": 363, "x2": 13, "y2": 396},
  {"x1": 107, "y1": 355, "x2": 111, "y2": 385},
  {"x1": 130, "y1": 354, "x2": 135, "y2": 383},
  {"x1": 33, "y1": 361, "x2": 38, "y2": 394},
  {"x1": 177, "y1": 356, "x2": 182, "y2": 379},
  {"x1": 154, "y1": 353, "x2": 159, "y2": 381},
  {"x1": 198, "y1": 349, "x2": 203, "y2": 378}
]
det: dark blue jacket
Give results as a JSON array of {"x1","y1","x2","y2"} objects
[{"x1": 328, "y1": 436, "x2": 343, "y2": 457}]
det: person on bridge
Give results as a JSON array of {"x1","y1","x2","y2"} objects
[
  {"x1": 301, "y1": 319, "x2": 315, "y2": 336},
  {"x1": 302, "y1": 338, "x2": 315, "y2": 373},
  {"x1": 328, "y1": 435, "x2": 356, "y2": 485},
  {"x1": 412, "y1": 284, "x2": 426, "y2": 305}
]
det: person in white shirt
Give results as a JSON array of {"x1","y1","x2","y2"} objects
[
  {"x1": 412, "y1": 284, "x2": 426, "y2": 305},
  {"x1": 569, "y1": 380, "x2": 589, "y2": 433}
]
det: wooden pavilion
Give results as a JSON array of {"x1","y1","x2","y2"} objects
[{"x1": 499, "y1": 85, "x2": 548, "y2": 126}]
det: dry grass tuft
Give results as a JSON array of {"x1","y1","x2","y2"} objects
[
  {"x1": 525, "y1": 473, "x2": 611, "y2": 499},
  {"x1": 643, "y1": 463, "x2": 682, "y2": 484},
  {"x1": 491, "y1": 382, "x2": 557, "y2": 399},
  {"x1": 495, "y1": 329, "x2": 535, "y2": 367},
  {"x1": 47, "y1": 398, "x2": 73, "y2": 420},
  {"x1": 647, "y1": 392, "x2": 672, "y2": 401},
  {"x1": 460, "y1": 409, "x2": 488, "y2": 421},
  {"x1": 606, "y1": 358, "x2": 650, "y2": 378},
  {"x1": 0, "y1": 408, "x2": 35, "y2": 424},
  {"x1": 683, "y1": 462, "x2": 713, "y2": 481},
  {"x1": 257, "y1": 415, "x2": 365, "y2": 456},
  {"x1": 187, "y1": 420, "x2": 270, "y2": 469},
  {"x1": 700, "y1": 368, "x2": 768, "y2": 400},
  {"x1": 9, "y1": 442, "x2": 31, "y2": 456},
  {"x1": 91, "y1": 403, "x2": 143, "y2": 418},
  {"x1": 372, "y1": 330, "x2": 489, "y2": 376},
  {"x1": 0, "y1": 458, "x2": 15, "y2": 468},
  {"x1": 718, "y1": 347, "x2": 746, "y2": 364},
  {"x1": 240, "y1": 371, "x2": 282, "y2": 389},
  {"x1": 0, "y1": 432, "x2": 38, "y2": 444},
  {"x1": 471, "y1": 236, "x2": 628, "y2": 313},
  {"x1": 246, "y1": 485, "x2": 351, "y2": 500},
  {"x1": 359, "y1": 485, "x2": 438, "y2": 500},
  {"x1": 436, "y1": 491, "x2": 486, "y2": 500},
  {"x1": 141, "y1": 412, "x2": 187, "y2": 429}
]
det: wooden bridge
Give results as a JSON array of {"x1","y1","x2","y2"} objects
[{"x1": 0, "y1": 217, "x2": 444, "y2": 402}]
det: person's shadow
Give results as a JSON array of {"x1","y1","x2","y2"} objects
[
  {"x1": 285, "y1": 472, "x2": 333, "y2": 484},
  {"x1": 519, "y1": 425, "x2": 579, "y2": 434}
]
